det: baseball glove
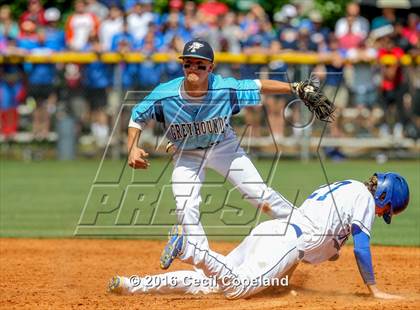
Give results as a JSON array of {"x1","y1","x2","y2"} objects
[{"x1": 291, "y1": 79, "x2": 335, "y2": 122}]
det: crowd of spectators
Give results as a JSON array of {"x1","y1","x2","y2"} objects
[{"x1": 0, "y1": 0, "x2": 419, "y2": 151}]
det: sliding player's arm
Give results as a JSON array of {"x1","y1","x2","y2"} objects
[{"x1": 352, "y1": 224, "x2": 402, "y2": 300}]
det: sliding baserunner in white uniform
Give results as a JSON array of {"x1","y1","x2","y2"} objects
[{"x1": 109, "y1": 172, "x2": 409, "y2": 300}]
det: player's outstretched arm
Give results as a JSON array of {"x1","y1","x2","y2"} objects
[
  {"x1": 352, "y1": 224, "x2": 403, "y2": 300},
  {"x1": 127, "y1": 127, "x2": 150, "y2": 169},
  {"x1": 259, "y1": 79, "x2": 292, "y2": 95}
]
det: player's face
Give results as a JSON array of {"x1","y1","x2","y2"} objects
[
  {"x1": 182, "y1": 58, "x2": 213, "y2": 84},
  {"x1": 375, "y1": 203, "x2": 391, "y2": 216}
]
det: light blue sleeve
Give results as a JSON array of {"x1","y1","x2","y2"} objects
[
  {"x1": 130, "y1": 97, "x2": 155, "y2": 129},
  {"x1": 234, "y1": 79, "x2": 261, "y2": 109},
  {"x1": 129, "y1": 77, "x2": 182, "y2": 129},
  {"x1": 211, "y1": 75, "x2": 261, "y2": 114}
]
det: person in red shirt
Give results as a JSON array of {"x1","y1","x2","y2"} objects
[
  {"x1": 377, "y1": 35, "x2": 404, "y2": 94},
  {"x1": 376, "y1": 32, "x2": 405, "y2": 137},
  {"x1": 402, "y1": 13, "x2": 419, "y2": 47},
  {"x1": 20, "y1": 0, "x2": 47, "y2": 27}
]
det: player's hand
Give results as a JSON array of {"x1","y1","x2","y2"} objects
[
  {"x1": 291, "y1": 77, "x2": 335, "y2": 122},
  {"x1": 128, "y1": 147, "x2": 150, "y2": 169},
  {"x1": 372, "y1": 291, "x2": 403, "y2": 300},
  {"x1": 368, "y1": 285, "x2": 404, "y2": 300}
]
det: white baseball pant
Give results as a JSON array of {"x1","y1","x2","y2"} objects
[
  {"x1": 125, "y1": 220, "x2": 301, "y2": 299},
  {"x1": 171, "y1": 137, "x2": 295, "y2": 265}
]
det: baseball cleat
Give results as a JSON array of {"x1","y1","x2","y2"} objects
[
  {"x1": 108, "y1": 276, "x2": 124, "y2": 295},
  {"x1": 160, "y1": 225, "x2": 185, "y2": 269}
]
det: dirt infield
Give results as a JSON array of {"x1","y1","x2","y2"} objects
[{"x1": 1, "y1": 239, "x2": 419, "y2": 309}]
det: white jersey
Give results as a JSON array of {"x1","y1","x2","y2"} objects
[
  {"x1": 117, "y1": 179, "x2": 377, "y2": 299},
  {"x1": 293, "y1": 180, "x2": 375, "y2": 264}
]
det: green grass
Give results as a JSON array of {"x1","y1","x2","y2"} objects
[{"x1": 0, "y1": 158, "x2": 419, "y2": 246}]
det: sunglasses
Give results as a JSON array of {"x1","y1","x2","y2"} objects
[{"x1": 183, "y1": 63, "x2": 207, "y2": 71}]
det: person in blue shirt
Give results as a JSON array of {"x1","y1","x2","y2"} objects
[
  {"x1": 276, "y1": 19, "x2": 299, "y2": 50},
  {"x1": 0, "y1": 61, "x2": 25, "y2": 137},
  {"x1": 109, "y1": 18, "x2": 138, "y2": 138},
  {"x1": 110, "y1": 18, "x2": 137, "y2": 90},
  {"x1": 161, "y1": 13, "x2": 192, "y2": 47},
  {"x1": 127, "y1": 40, "x2": 331, "y2": 270},
  {"x1": 162, "y1": 35, "x2": 185, "y2": 81},
  {"x1": 239, "y1": 32, "x2": 274, "y2": 137},
  {"x1": 17, "y1": 19, "x2": 58, "y2": 139},
  {"x1": 82, "y1": 36, "x2": 113, "y2": 148},
  {"x1": 111, "y1": 27, "x2": 135, "y2": 54},
  {"x1": 135, "y1": 25, "x2": 164, "y2": 91},
  {"x1": 41, "y1": 7, "x2": 65, "y2": 51},
  {"x1": 265, "y1": 40, "x2": 291, "y2": 139},
  {"x1": 308, "y1": 11, "x2": 331, "y2": 49},
  {"x1": 320, "y1": 35, "x2": 349, "y2": 138}
]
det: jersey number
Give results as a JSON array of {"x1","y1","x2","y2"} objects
[{"x1": 307, "y1": 181, "x2": 352, "y2": 201}]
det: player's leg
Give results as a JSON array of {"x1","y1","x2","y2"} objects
[
  {"x1": 206, "y1": 139, "x2": 294, "y2": 219},
  {"x1": 111, "y1": 270, "x2": 219, "y2": 295},
  {"x1": 170, "y1": 150, "x2": 209, "y2": 265},
  {"x1": 185, "y1": 220, "x2": 302, "y2": 299},
  {"x1": 224, "y1": 234, "x2": 254, "y2": 267}
]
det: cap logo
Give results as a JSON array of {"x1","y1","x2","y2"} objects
[{"x1": 187, "y1": 42, "x2": 204, "y2": 53}]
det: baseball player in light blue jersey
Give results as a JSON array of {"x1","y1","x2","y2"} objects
[
  {"x1": 109, "y1": 172, "x2": 409, "y2": 300},
  {"x1": 127, "y1": 39, "x2": 332, "y2": 270}
]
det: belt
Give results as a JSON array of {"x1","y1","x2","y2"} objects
[
  {"x1": 196, "y1": 141, "x2": 220, "y2": 150},
  {"x1": 290, "y1": 223, "x2": 302, "y2": 238}
]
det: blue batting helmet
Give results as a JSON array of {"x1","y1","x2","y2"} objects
[{"x1": 373, "y1": 172, "x2": 409, "y2": 224}]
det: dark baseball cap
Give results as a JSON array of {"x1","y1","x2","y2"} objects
[{"x1": 179, "y1": 40, "x2": 214, "y2": 62}]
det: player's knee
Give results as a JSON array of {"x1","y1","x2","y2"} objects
[
  {"x1": 263, "y1": 187, "x2": 281, "y2": 200},
  {"x1": 175, "y1": 202, "x2": 201, "y2": 223},
  {"x1": 259, "y1": 187, "x2": 289, "y2": 206},
  {"x1": 257, "y1": 191, "x2": 279, "y2": 213},
  {"x1": 258, "y1": 200, "x2": 273, "y2": 214}
]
